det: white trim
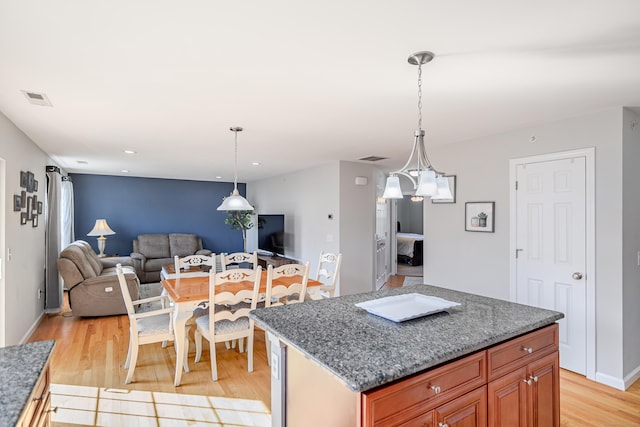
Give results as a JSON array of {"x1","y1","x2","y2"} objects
[
  {"x1": 0, "y1": 157, "x2": 5, "y2": 347},
  {"x1": 509, "y1": 147, "x2": 596, "y2": 381},
  {"x1": 20, "y1": 311, "x2": 46, "y2": 344},
  {"x1": 594, "y1": 371, "x2": 626, "y2": 391},
  {"x1": 624, "y1": 364, "x2": 640, "y2": 391}
]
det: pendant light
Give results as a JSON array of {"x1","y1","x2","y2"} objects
[
  {"x1": 217, "y1": 127, "x2": 254, "y2": 211},
  {"x1": 382, "y1": 51, "x2": 450, "y2": 200}
]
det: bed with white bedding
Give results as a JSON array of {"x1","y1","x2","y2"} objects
[{"x1": 396, "y1": 232, "x2": 424, "y2": 266}]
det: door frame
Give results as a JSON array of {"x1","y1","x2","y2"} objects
[{"x1": 509, "y1": 147, "x2": 595, "y2": 381}]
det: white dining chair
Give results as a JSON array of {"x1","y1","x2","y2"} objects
[
  {"x1": 308, "y1": 251, "x2": 342, "y2": 299},
  {"x1": 116, "y1": 264, "x2": 187, "y2": 384},
  {"x1": 220, "y1": 252, "x2": 258, "y2": 271},
  {"x1": 194, "y1": 267, "x2": 262, "y2": 381}
]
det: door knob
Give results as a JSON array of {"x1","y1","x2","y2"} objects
[{"x1": 572, "y1": 272, "x2": 583, "y2": 280}]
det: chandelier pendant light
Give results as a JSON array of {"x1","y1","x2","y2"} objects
[
  {"x1": 216, "y1": 127, "x2": 255, "y2": 211},
  {"x1": 382, "y1": 51, "x2": 451, "y2": 200}
]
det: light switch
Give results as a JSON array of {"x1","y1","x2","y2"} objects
[{"x1": 105, "y1": 287, "x2": 113, "y2": 292}]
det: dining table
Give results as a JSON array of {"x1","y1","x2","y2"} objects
[{"x1": 161, "y1": 269, "x2": 323, "y2": 386}]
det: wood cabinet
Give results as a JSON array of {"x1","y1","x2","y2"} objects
[
  {"x1": 257, "y1": 254, "x2": 296, "y2": 268},
  {"x1": 487, "y1": 325, "x2": 559, "y2": 427},
  {"x1": 361, "y1": 324, "x2": 558, "y2": 427},
  {"x1": 17, "y1": 362, "x2": 52, "y2": 427}
]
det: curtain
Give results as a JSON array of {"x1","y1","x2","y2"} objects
[{"x1": 45, "y1": 166, "x2": 74, "y2": 312}]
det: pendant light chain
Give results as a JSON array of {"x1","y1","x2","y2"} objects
[
  {"x1": 233, "y1": 129, "x2": 239, "y2": 188},
  {"x1": 417, "y1": 62, "x2": 423, "y2": 131}
]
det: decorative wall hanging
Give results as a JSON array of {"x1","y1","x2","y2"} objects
[
  {"x1": 15, "y1": 169, "x2": 43, "y2": 226},
  {"x1": 465, "y1": 202, "x2": 495, "y2": 232}
]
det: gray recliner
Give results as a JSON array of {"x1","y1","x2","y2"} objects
[
  {"x1": 130, "y1": 233, "x2": 212, "y2": 283},
  {"x1": 57, "y1": 240, "x2": 140, "y2": 317}
]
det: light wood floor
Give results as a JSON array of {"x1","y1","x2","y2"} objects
[{"x1": 28, "y1": 275, "x2": 640, "y2": 426}]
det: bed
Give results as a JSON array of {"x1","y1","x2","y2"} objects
[{"x1": 396, "y1": 232, "x2": 424, "y2": 266}]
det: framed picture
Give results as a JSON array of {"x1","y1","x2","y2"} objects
[
  {"x1": 37, "y1": 201, "x2": 43, "y2": 214},
  {"x1": 465, "y1": 202, "x2": 495, "y2": 232},
  {"x1": 20, "y1": 212, "x2": 27, "y2": 225},
  {"x1": 432, "y1": 175, "x2": 457, "y2": 204},
  {"x1": 27, "y1": 171, "x2": 34, "y2": 193},
  {"x1": 20, "y1": 190, "x2": 26, "y2": 208},
  {"x1": 26, "y1": 196, "x2": 32, "y2": 220},
  {"x1": 13, "y1": 195, "x2": 21, "y2": 211},
  {"x1": 20, "y1": 171, "x2": 27, "y2": 188},
  {"x1": 33, "y1": 180, "x2": 38, "y2": 192},
  {"x1": 32, "y1": 195, "x2": 37, "y2": 211},
  {"x1": 32, "y1": 215, "x2": 38, "y2": 228}
]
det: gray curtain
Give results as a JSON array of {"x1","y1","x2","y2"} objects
[{"x1": 45, "y1": 166, "x2": 74, "y2": 311}]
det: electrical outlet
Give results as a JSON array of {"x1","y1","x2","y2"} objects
[
  {"x1": 37, "y1": 289, "x2": 42, "y2": 299},
  {"x1": 271, "y1": 352, "x2": 279, "y2": 379}
]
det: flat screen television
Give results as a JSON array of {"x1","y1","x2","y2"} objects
[{"x1": 258, "y1": 214, "x2": 285, "y2": 256}]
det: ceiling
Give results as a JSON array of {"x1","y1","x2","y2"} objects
[{"x1": 1, "y1": 1, "x2": 640, "y2": 183}]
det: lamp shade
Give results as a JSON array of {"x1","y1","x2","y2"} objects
[
  {"x1": 431, "y1": 176, "x2": 453, "y2": 200},
  {"x1": 415, "y1": 170, "x2": 438, "y2": 197},
  {"x1": 217, "y1": 189, "x2": 254, "y2": 211},
  {"x1": 382, "y1": 176, "x2": 403, "y2": 199},
  {"x1": 87, "y1": 219, "x2": 115, "y2": 236}
]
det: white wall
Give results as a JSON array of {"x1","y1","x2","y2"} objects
[
  {"x1": 423, "y1": 107, "x2": 628, "y2": 385},
  {"x1": 247, "y1": 162, "x2": 341, "y2": 288},
  {"x1": 622, "y1": 107, "x2": 640, "y2": 385},
  {"x1": 248, "y1": 160, "x2": 379, "y2": 296},
  {"x1": 0, "y1": 111, "x2": 49, "y2": 346}
]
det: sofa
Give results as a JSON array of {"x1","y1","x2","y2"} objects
[
  {"x1": 130, "y1": 233, "x2": 212, "y2": 283},
  {"x1": 57, "y1": 240, "x2": 140, "y2": 317}
]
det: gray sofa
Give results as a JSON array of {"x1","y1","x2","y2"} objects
[
  {"x1": 130, "y1": 233, "x2": 212, "y2": 283},
  {"x1": 57, "y1": 240, "x2": 140, "y2": 317}
]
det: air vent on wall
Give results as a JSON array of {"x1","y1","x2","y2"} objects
[
  {"x1": 359, "y1": 155, "x2": 388, "y2": 162},
  {"x1": 21, "y1": 90, "x2": 53, "y2": 107}
]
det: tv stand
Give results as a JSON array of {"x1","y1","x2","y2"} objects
[{"x1": 257, "y1": 254, "x2": 296, "y2": 268}]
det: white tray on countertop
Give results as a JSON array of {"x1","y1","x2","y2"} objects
[{"x1": 355, "y1": 293, "x2": 460, "y2": 322}]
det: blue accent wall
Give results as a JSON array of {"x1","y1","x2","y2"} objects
[{"x1": 70, "y1": 174, "x2": 247, "y2": 256}]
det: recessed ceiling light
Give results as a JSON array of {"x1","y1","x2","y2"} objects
[
  {"x1": 121, "y1": 169, "x2": 129, "y2": 173},
  {"x1": 215, "y1": 176, "x2": 223, "y2": 179},
  {"x1": 76, "y1": 160, "x2": 88, "y2": 164},
  {"x1": 123, "y1": 150, "x2": 136, "y2": 154},
  {"x1": 251, "y1": 162, "x2": 261, "y2": 166},
  {"x1": 21, "y1": 90, "x2": 53, "y2": 107}
]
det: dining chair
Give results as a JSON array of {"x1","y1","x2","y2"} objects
[
  {"x1": 174, "y1": 253, "x2": 215, "y2": 277},
  {"x1": 264, "y1": 262, "x2": 309, "y2": 365},
  {"x1": 220, "y1": 252, "x2": 258, "y2": 270},
  {"x1": 116, "y1": 264, "x2": 187, "y2": 384},
  {"x1": 308, "y1": 251, "x2": 342, "y2": 300},
  {"x1": 194, "y1": 267, "x2": 262, "y2": 381}
]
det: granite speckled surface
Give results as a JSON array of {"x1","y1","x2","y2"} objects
[
  {"x1": 250, "y1": 284, "x2": 563, "y2": 392},
  {"x1": 0, "y1": 340, "x2": 55, "y2": 427}
]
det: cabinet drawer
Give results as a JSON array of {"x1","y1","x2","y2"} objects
[
  {"x1": 362, "y1": 351, "x2": 487, "y2": 426},
  {"x1": 487, "y1": 324, "x2": 558, "y2": 381},
  {"x1": 19, "y1": 364, "x2": 50, "y2": 427}
]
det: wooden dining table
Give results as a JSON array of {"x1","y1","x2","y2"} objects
[{"x1": 161, "y1": 269, "x2": 323, "y2": 386}]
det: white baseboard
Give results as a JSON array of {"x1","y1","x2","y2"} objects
[
  {"x1": 20, "y1": 311, "x2": 46, "y2": 344},
  {"x1": 623, "y1": 364, "x2": 640, "y2": 390},
  {"x1": 595, "y1": 371, "x2": 626, "y2": 391}
]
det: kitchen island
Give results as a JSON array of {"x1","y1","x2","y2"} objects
[
  {"x1": 0, "y1": 340, "x2": 55, "y2": 427},
  {"x1": 250, "y1": 284, "x2": 564, "y2": 427}
]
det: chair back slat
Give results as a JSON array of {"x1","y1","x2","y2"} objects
[
  {"x1": 220, "y1": 252, "x2": 258, "y2": 271},
  {"x1": 265, "y1": 262, "x2": 309, "y2": 307}
]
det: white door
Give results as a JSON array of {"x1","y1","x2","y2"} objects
[
  {"x1": 515, "y1": 156, "x2": 586, "y2": 375},
  {"x1": 375, "y1": 198, "x2": 389, "y2": 289}
]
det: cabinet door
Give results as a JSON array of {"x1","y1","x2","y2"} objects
[
  {"x1": 435, "y1": 386, "x2": 487, "y2": 427},
  {"x1": 396, "y1": 410, "x2": 434, "y2": 427},
  {"x1": 527, "y1": 352, "x2": 559, "y2": 427},
  {"x1": 487, "y1": 367, "x2": 527, "y2": 427}
]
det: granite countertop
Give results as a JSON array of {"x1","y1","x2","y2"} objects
[
  {"x1": 0, "y1": 340, "x2": 56, "y2": 427},
  {"x1": 250, "y1": 284, "x2": 563, "y2": 392}
]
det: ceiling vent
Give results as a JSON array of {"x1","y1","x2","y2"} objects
[
  {"x1": 359, "y1": 155, "x2": 388, "y2": 162},
  {"x1": 21, "y1": 90, "x2": 53, "y2": 107}
]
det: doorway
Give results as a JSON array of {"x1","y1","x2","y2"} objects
[
  {"x1": 0, "y1": 157, "x2": 5, "y2": 346},
  {"x1": 509, "y1": 148, "x2": 595, "y2": 380}
]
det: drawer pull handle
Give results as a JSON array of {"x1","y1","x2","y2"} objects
[
  {"x1": 529, "y1": 375, "x2": 538, "y2": 383},
  {"x1": 32, "y1": 395, "x2": 45, "y2": 402},
  {"x1": 523, "y1": 378, "x2": 532, "y2": 385},
  {"x1": 521, "y1": 346, "x2": 533, "y2": 353},
  {"x1": 430, "y1": 385, "x2": 441, "y2": 394},
  {"x1": 47, "y1": 407, "x2": 58, "y2": 414},
  {"x1": 438, "y1": 423, "x2": 449, "y2": 427}
]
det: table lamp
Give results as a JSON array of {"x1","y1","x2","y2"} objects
[{"x1": 87, "y1": 219, "x2": 116, "y2": 257}]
